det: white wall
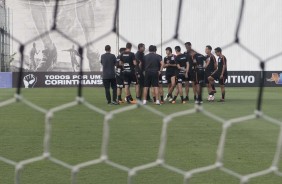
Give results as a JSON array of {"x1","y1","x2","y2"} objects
[
  {"x1": 119, "y1": 0, "x2": 282, "y2": 71},
  {"x1": 6, "y1": 0, "x2": 116, "y2": 71},
  {"x1": 6, "y1": 0, "x2": 282, "y2": 71}
]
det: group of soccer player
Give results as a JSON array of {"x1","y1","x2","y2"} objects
[{"x1": 101, "y1": 42, "x2": 227, "y2": 105}]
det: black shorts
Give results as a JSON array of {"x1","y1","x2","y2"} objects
[
  {"x1": 123, "y1": 71, "x2": 137, "y2": 85},
  {"x1": 144, "y1": 71, "x2": 159, "y2": 87},
  {"x1": 188, "y1": 71, "x2": 195, "y2": 82},
  {"x1": 205, "y1": 71, "x2": 214, "y2": 84},
  {"x1": 211, "y1": 71, "x2": 228, "y2": 85},
  {"x1": 137, "y1": 72, "x2": 145, "y2": 86},
  {"x1": 165, "y1": 72, "x2": 176, "y2": 84},
  {"x1": 176, "y1": 73, "x2": 185, "y2": 84},
  {"x1": 193, "y1": 70, "x2": 205, "y2": 84},
  {"x1": 185, "y1": 72, "x2": 193, "y2": 82},
  {"x1": 159, "y1": 74, "x2": 163, "y2": 85},
  {"x1": 116, "y1": 75, "x2": 124, "y2": 88},
  {"x1": 103, "y1": 78, "x2": 117, "y2": 90}
]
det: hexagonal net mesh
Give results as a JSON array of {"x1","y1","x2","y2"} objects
[{"x1": 0, "y1": 0, "x2": 282, "y2": 184}]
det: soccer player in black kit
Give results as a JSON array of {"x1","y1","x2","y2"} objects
[
  {"x1": 116, "y1": 47, "x2": 126, "y2": 103},
  {"x1": 172, "y1": 46, "x2": 189, "y2": 104},
  {"x1": 208, "y1": 47, "x2": 228, "y2": 102},
  {"x1": 190, "y1": 50, "x2": 207, "y2": 104},
  {"x1": 120, "y1": 43, "x2": 138, "y2": 104},
  {"x1": 135, "y1": 43, "x2": 146, "y2": 100},
  {"x1": 205, "y1": 45, "x2": 217, "y2": 101},
  {"x1": 164, "y1": 47, "x2": 177, "y2": 101},
  {"x1": 184, "y1": 42, "x2": 197, "y2": 101},
  {"x1": 142, "y1": 45, "x2": 164, "y2": 105},
  {"x1": 156, "y1": 47, "x2": 164, "y2": 103}
]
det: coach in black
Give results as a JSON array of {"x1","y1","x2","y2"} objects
[
  {"x1": 101, "y1": 45, "x2": 118, "y2": 105},
  {"x1": 142, "y1": 45, "x2": 164, "y2": 105}
]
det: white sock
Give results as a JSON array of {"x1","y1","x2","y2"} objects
[
  {"x1": 156, "y1": 100, "x2": 160, "y2": 104},
  {"x1": 143, "y1": 100, "x2": 147, "y2": 104}
]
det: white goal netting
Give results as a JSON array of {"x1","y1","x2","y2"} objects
[{"x1": 0, "y1": 0, "x2": 282, "y2": 183}]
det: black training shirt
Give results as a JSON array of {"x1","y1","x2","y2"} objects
[
  {"x1": 184, "y1": 51, "x2": 193, "y2": 71},
  {"x1": 135, "y1": 51, "x2": 144, "y2": 72},
  {"x1": 191, "y1": 53, "x2": 206, "y2": 71},
  {"x1": 101, "y1": 52, "x2": 116, "y2": 79},
  {"x1": 120, "y1": 51, "x2": 136, "y2": 72},
  {"x1": 175, "y1": 54, "x2": 188, "y2": 74},
  {"x1": 164, "y1": 55, "x2": 177, "y2": 74},
  {"x1": 144, "y1": 53, "x2": 162, "y2": 72},
  {"x1": 205, "y1": 54, "x2": 217, "y2": 72},
  {"x1": 116, "y1": 55, "x2": 123, "y2": 77},
  {"x1": 217, "y1": 55, "x2": 227, "y2": 74}
]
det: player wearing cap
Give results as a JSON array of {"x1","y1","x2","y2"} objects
[{"x1": 208, "y1": 47, "x2": 228, "y2": 102}]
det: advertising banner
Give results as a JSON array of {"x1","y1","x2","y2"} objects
[
  {"x1": 12, "y1": 72, "x2": 103, "y2": 88},
  {"x1": 0, "y1": 72, "x2": 12, "y2": 88},
  {"x1": 2, "y1": 1, "x2": 282, "y2": 89},
  {"x1": 9, "y1": 71, "x2": 282, "y2": 88}
]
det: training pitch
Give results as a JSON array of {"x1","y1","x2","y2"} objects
[{"x1": 0, "y1": 87, "x2": 281, "y2": 184}]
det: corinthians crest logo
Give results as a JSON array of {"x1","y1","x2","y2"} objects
[{"x1": 23, "y1": 74, "x2": 37, "y2": 88}]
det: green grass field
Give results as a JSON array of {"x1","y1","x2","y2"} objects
[{"x1": 0, "y1": 87, "x2": 282, "y2": 184}]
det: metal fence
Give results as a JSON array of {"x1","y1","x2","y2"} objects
[{"x1": 0, "y1": 3, "x2": 11, "y2": 72}]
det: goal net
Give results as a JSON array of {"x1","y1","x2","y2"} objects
[{"x1": 0, "y1": 0, "x2": 282, "y2": 184}]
